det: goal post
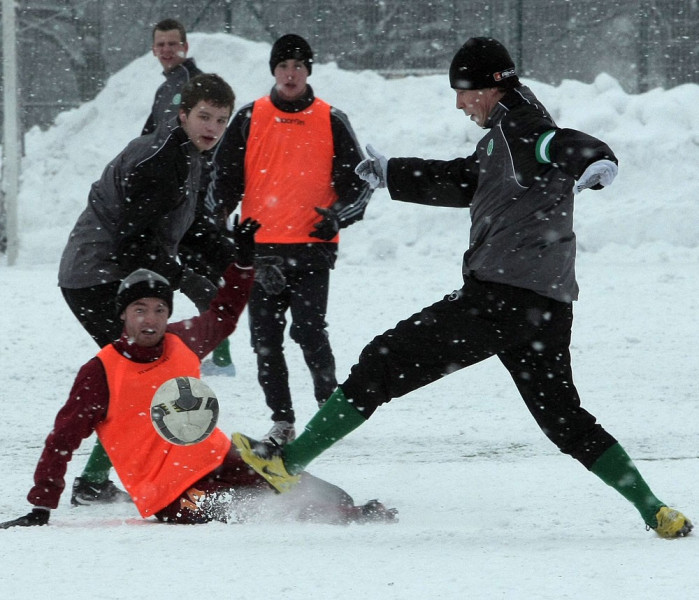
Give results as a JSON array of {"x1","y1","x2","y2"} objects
[{"x1": 2, "y1": 0, "x2": 20, "y2": 265}]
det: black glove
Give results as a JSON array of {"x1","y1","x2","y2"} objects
[
  {"x1": 0, "y1": 508, "x2": 50, "y2": 529},
  {"x1": 309, "y1": 207, "x2": 340, "y2": 241},
  {"x1": 232, "y1": 215, "x2": 262, "y2": 267},
  {"x1": 179, "y1": 268, "x2": 217, "y2": 313},
  {"x1": 254, "y1": 256, "x2": 286, "y2": 295}
]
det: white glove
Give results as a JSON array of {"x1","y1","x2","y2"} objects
[
  {"x1": 354, "y1": 144, "x2": 388, "y2": 189},
  {"x1": 574, "y1": 159, "x2": 618, "y2": 194}
]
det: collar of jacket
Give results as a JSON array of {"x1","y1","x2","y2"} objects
[
  {"x1": 484, "y1": 85, "x2": 541, "y2": 129},
  {"x1": 112, "y1": 332, "x2": 165, "y2": 363},
  {"x1": 163, "y1": 57, "x2": 197, "y2": 78},
  {"x1": 269, "y1": 84, "x2": 315, "y2": 113},
  {"x1": 169, "y1": 119, "x2": 192, "y2": 147}
]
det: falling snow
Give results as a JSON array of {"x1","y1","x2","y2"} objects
[{"x1": 1, "y1": 34, "x2": 697, "y2": 600}]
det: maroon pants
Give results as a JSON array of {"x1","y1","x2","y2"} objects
[{"x1": 155, "y1": 447, "x2": 357, "y2": 524}]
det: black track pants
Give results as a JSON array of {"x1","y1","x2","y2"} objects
[
  {"x1": 249, "y1": 268, "x2": 337, "y2": 422},
  {"x1": 342, "y1": 277, "x2": 617, "y2": 469},
  {"x1": 62, "y1": 283, "x2": 122, "y2": 348}
]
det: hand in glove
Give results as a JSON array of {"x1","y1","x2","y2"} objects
[
  {"x1": 233, "y1": 215, "x2": 262, "y2": 267},
  {"x1": 309, "y1": 207, "x2": 340, "y2": 241},
  {"x1": 574, "y1": 159, "x2": 618, "y2": 194},
  {"x1": 0, "y1": 508, "x2": 50, "y2": 529},
  {"x1": 354, "y1": 144, "x2": 388, "y2": 189},
  {"x1": 254, "y1": 256, "x2": 286, "y2": 295}
]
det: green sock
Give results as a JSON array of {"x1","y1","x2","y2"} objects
[
  {"x1": 81, "y1": 439, "x2": 112, "y2": 483},
  {"x1": 212, "y1": 338, "x2": 232, "y2": 366},
  {"x1": 284, "y1": 386, "x2": 367, "y2": 475},
  {"x1": 590, "y1": 443, "x2": 665, "y2": 527}
]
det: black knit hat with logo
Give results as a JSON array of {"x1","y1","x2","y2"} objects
[
  {"x1": 269, "y1": 34, "x2": 313, "y2": 75},
  {"x1": 116, "y1": 269, "x2": 173, "y2": 317},
  {"x1": 449, "y1": 37, "x2": 520, "y2": 90}
]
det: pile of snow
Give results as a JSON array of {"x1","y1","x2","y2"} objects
[{"x1": 14, "y1": 33, "x2": 699, "y2": 269}]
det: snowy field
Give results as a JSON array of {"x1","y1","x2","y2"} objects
[{"x1": 1, "y1": 34, "x2": 698, "y2": 599}]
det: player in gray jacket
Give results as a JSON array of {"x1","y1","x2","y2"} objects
[
  {"x1": 230, "y1": 37, "x2": 692, "y2": 539},
  {"x1": 141, "y1": 18, "x2": 202, "y2": 136}
]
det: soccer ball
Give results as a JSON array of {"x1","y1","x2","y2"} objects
[{"x1": 150, "y1": 376, "x2": 219, "y2": 446}]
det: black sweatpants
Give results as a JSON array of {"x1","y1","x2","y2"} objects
[
  {"x1": 249, "y1": 267, "x2": 337, "y2": 423},
  {"x1": 62, "y1": 272, "x2": 218, "y2": 348},
  {"x1": 342, "y1": 277, "x2": 617, "y2": 469},
  {"x1": 62, "y1": 283, "x2": 123, "y2": 348}
]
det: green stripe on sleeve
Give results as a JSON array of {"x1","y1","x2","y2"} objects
[{"x1": 535, "y1": 129, "x2": 556, "y2": 164}]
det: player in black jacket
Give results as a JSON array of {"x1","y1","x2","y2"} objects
[{"x1": 230, "y1": 38, "x2": 692, "y2": 539}]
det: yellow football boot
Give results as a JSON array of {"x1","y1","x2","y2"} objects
[
  {"x1": 231, "y1": 432, "x2": 300, "y2": 494},
  {"x1": 653, "y1": 506, "x2": 693, "y2": 538}
]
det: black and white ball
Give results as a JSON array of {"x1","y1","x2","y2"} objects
[{"x1": 150, "y1": 377, "x2": 219, "y2": 445}]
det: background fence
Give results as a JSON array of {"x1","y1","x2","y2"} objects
[{"x1": 2, "y1": 0, "x2": 698, "y2": 132}]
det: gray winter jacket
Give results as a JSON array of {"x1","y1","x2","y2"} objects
[
  {"x1": 58, "y1": 122, "x2": 232, "y2": 290},
  {"x1": 386, "y1": 86, "x2": 617, "y2": 303},
  {"x1": 141, "y1": 58, "x2": 202, "y2": 135}
]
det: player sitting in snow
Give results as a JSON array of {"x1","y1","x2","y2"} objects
[{"x1": 0, "y1": 218, "x2": 396, "y2": 528}]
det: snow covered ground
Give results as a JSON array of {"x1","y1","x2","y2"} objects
[{"x1": 1, "y1": 34, "x2": 697, "y2": 599}]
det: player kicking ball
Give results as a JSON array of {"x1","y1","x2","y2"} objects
[{"x1": 230, "y1": 37, "x2": 692, "y2": 539}]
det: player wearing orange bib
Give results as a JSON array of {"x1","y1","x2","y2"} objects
[
  {"x1": 206, "y1": 34, "x2": 373, "y2": 445},
  {"x1": 1, "y1": 219, "x2": 397, "y2": 528}
]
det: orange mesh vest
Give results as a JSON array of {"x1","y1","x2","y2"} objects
[
  {"x1": 242, "y1": 95, "x2": 339, "y2": 243},
  {"x1": 96, "y1": 334, "x2": 231, "y2": 517}
]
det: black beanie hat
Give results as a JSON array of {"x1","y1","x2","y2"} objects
[
  {"x1": 449, "y1": 37, "x2": 520, "y2": 90},
  {"x1": 269, "y1": 34, "x2": 313, "y2": 75},
  {"x1": 116, "y1": 269, "x2": 173, "y2": 317}
]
